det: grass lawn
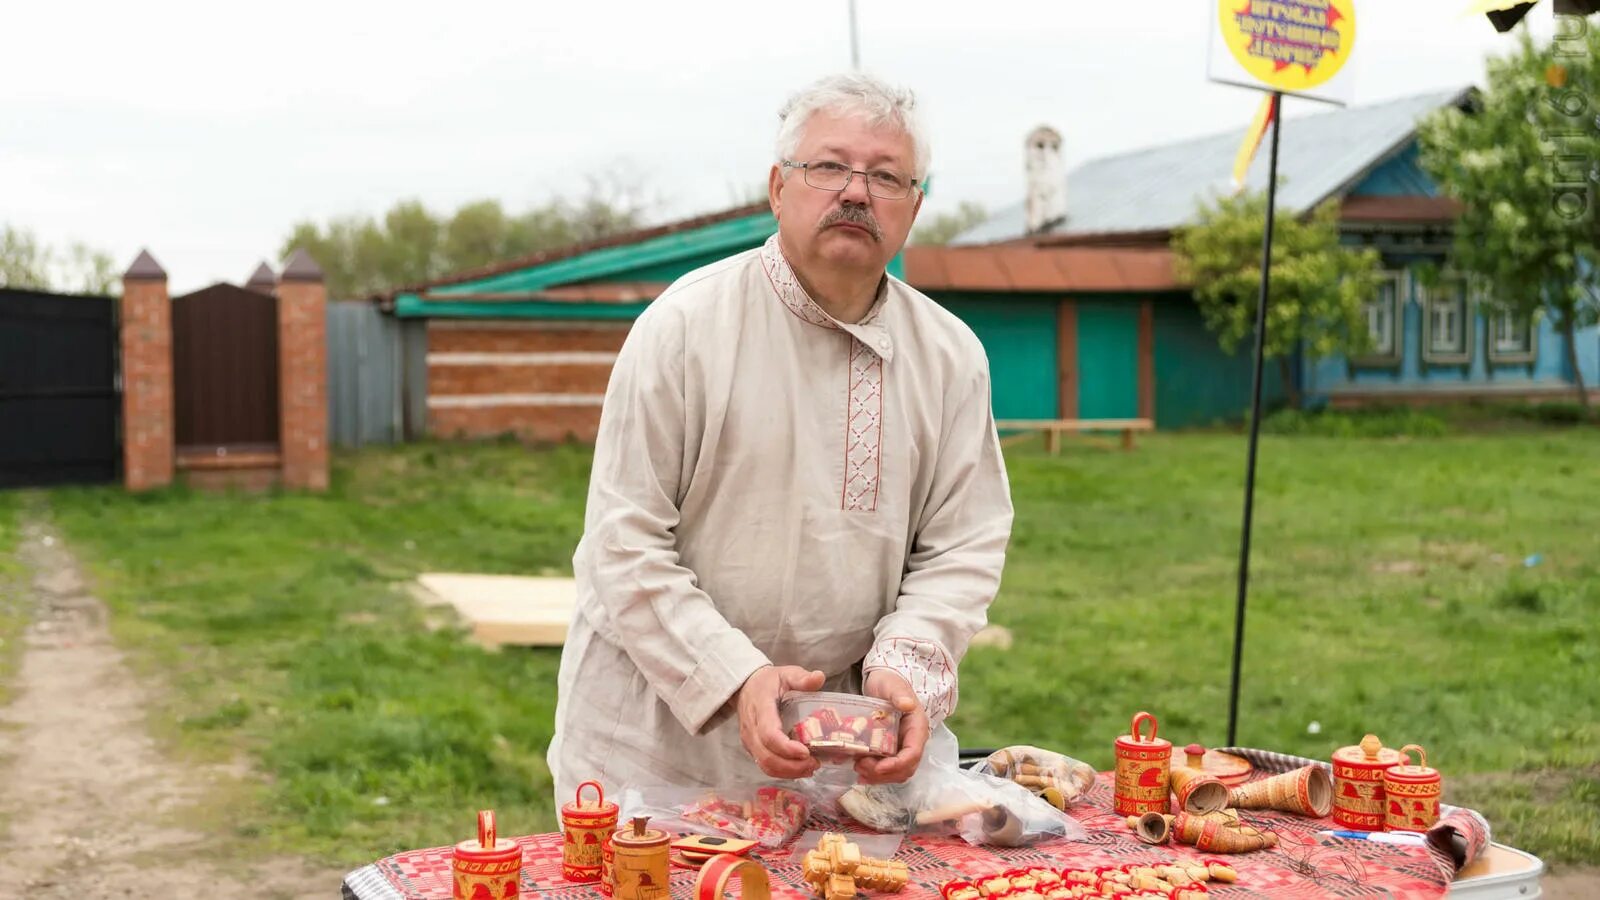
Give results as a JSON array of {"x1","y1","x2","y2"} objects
[
  {"x1": 39, "y1": 423, "x2": 1600, "y2": 868},
  {"x1": 0, "y1": 491, "x2": 28, "y2": 707}
]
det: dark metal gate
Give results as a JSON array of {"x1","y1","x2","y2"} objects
[
  {"x1": 0, "y1": 288, "x2": 121, "y2": 487},
  {"x1": 172, "y1": 284, "x2": 280, "y2": 452}
]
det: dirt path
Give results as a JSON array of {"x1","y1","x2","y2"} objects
[{"x1": 0, "y1": 510, "x2": 346, "y2": 899}]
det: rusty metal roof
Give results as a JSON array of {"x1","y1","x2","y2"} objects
[{"x1": 903, "y1": 244, "x2": 1181, "y2": 292}]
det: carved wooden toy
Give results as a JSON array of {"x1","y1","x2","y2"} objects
[
  {"x1": 1228, "y1": 764, "x2": 1333, "y2": 817},
  {"x1": 1113, "y1": 712, "x2": 1171, "y2": 816},
  {"x1": 1172, "y1": 810, "x2": 1278, "y2": 853},
  {"x1": 694, "y1": 854, "x2": 772, "y2": 900},
  {"x1": 802, "y1": 833, "x2": 909, "y2": 898},
  {"x1": 560, "y1": 781, "x2": 618, "y2": 883},
  {"x1": 611, "y1": 817, "x2": 671, "y2": 900},
  {"x1": 452, "y1": 810, "x2": 521, "y2": 900},
  {"x1": 1169, "y1": 744, "x2": 1230, "y2": 814},
  {"x1": 1383, "y1": 744, "x2": 1442, "y2": 832},
  {"x1": 1332, "y1": 734, "x2": 1403, "y2": 831}
]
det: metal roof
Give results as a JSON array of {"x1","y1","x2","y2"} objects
[
  {"x1": 903, "y1": 245, "x2": 1180, "y2": 293},
  {"x1": 953, "y1": 87, "x2": 1472, "y2": 246}
]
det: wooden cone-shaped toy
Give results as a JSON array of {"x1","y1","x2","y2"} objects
[
  {"x1": 1229, "y1": 765, "x2": 1333, "y2": 818},
  {"x1": 1170, "y1": 763, "x2": 1230, "y2": 814},
  {"x1": 1125, "y1": 812, "x2": 1174, "y2": 845},
  {"x1": 1173, "y1": 811, "x2": 1278, "y2": 853}
]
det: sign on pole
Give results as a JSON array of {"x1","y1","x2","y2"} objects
[{"x1": 1208, "y1": 0, "x2": 1358, "y2": 105}]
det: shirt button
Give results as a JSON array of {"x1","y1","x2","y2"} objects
[{"x1": 878, "y1": 338, "x2": 891, "y2": 351}]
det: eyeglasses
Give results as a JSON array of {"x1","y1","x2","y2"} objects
[{"x1": 781, "y1": 159, "x2": 920, "y2": 200}]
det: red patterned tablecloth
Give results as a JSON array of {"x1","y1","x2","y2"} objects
[{"x1": 342, "y1": 750, "x2": 1487, "y2": 900}]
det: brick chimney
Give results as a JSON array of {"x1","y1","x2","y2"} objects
[
  {"x1": 1024, "y1": 125, "x2": 1066, "y2": 235},
  {"x1": 277, "y1": 248, "x2": 329, "y2": 491},
  {"x1": 120, "y1": 249, "x2": 174, "y2": 491}
]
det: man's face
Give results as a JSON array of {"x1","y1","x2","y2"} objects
[{"x1": 769, "y1": 111, "x2": 923, "y2": 275}]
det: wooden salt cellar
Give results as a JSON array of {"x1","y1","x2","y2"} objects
[
  {"x1": 1331, "y1": 733, "x2": 1402, "y2": 831},
  {"x1": 1384, "y1": 744, "x2": 1442, "y2": 832},
  {"x1": 1114, "y1": 711, "x2": 1172, "y2": 816},
  {"x1": 611, "y1": 816, "x2": 671, "y2": 900},
  {"x1": 452, "y1": 809, "x2": 522, "y2": 900},
  {"x1": 561, "y1": 780, "x2": 618, "y2": 883}
]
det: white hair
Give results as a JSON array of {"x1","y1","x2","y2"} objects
[{"x1": 775, "y1": 72, "x2": 930, "y2": 182}]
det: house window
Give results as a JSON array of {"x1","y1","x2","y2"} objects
[
  {"x1": 1422, "y1": 276, "x2": 1472, "y2": 364},
  {"x1": 1488, "y1": 309, "x2": 1536, "y2": 363},
  {"x1": 1355, "y1": 271, "x2": 1404, "y2": 364}
]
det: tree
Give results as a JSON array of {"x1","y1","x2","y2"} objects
[
  {"x1": 1417, "y1": 26, "x2": 1600, "y2": 410},
  {"x1": 281, "y1": 177, "x2": 653, "y2": 299},
  {"x1": 0, "y1": 226, "x2": 118, "y2": 294},
  {"x1": 911, "y1": 201, "x2": 989, "y2": 246},
  {"x1": 1171, "y1": 191, "x2": 1384, "y2": 409},
  {"x1": 0, "y1": 226, "x2": 52, "y2": 289}
]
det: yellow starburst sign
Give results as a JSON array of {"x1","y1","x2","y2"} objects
[{"x1": 1209, "y1": 0, "x2": 1358, "y2": 104}]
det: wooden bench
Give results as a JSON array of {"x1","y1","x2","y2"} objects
[{"x1": 995, "y1": 418, "x2": 1155, "y2": 453}]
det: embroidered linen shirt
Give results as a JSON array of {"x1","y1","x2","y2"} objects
[{"x1": 548, "y1": 235, "x2": 1013, "y2": 801}]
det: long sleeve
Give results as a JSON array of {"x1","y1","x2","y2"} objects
[
  {"x1": 575, "y1": 303, "x2": 770, "y2": 736},
  {"x1": 862, "y1": 365, "x2": 1013, "y2": 725}
]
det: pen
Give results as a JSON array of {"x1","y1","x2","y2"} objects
[{"x1": 1318, "y1": 830, "x2": 1428, "y2": 846}]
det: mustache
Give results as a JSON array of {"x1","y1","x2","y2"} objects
[{"x1": 818, "y1": 205, "x2": 882, "y2": 242}]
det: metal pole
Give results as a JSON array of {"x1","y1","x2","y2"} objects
[
  {"x1": 848, "y1": 0, "x2": 861, "y2": 69},
  {"x1": 1226, "y1": 91, "x2": 1282, "y2": 748}
]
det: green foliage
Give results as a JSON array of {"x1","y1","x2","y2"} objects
[
  {"x1": 0, "y1": 226, "x2": 118, "y2": 294},
  {"x1": 281, "y1": 172, "x2": 655, "y2": 299},
  {"x1": 1171, "y1": 191, "x2": 1384, "y2": 405},
  {"x1": 1416, "y1": 26, "x2": 1600, "y2": 405},
  {"x1": 0, "y1": 493, "x2": 29, "y2": 708},
  {"x1": 912, "y1": 200, "x2": 989, "y2": 246}
]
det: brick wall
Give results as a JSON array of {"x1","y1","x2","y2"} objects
[
  {"x1": 120, "y1": 253, "x2": 174, "y2": 491},
  {"x1": 277, "y1": 250, "x2": 329, "y2": 491},
  {"x1": 425, "y1": 320, "x2": 629, "y2": 442}
]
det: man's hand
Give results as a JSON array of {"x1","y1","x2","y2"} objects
[
  {"x1": 736, "y1": 665, "x2": 826, "y2": 779},
  {"x1": 855, "y1": 669, "x2": 928, "y2": 784}
]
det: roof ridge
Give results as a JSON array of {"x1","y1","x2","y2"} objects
[
  {"x1": 385, "y1": 200, "x2": 772, "y2": 298},
  {"x1": 1070, "y1": 86, "x2": 1472, "y2": 171}
]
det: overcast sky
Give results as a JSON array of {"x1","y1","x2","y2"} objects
[{"x1": 1, "y1": 1, "x2": 1558, "y2": 294}]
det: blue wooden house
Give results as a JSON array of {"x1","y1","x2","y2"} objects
[{"x1": 956, "y1": 86, "x2": 1600, "y2": 413}]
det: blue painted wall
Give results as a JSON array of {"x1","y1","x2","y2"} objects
[
  {"x1": 1305, "y1": 265, "x2": 1600, "y2": 401},
  {"x1": 1347, "y1": 144, "x2": 1437, "y2": 198}
]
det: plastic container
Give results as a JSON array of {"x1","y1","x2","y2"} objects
[{"x1": 779, "y1": 691, "x2": 900, "y2": 761}]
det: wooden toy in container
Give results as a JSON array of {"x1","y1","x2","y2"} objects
[{"x1": 780, "y1": 691, "x2": 900, "y2": 762}]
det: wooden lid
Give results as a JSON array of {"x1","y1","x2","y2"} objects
[
  {"x1": 562, "y1": 780, "x2": 619, "y2": 821},
  {"x1": 1168, "y1": 746, "x2": 1254, "y2": 786},
  {"x1": 1333, "y1": 733, "x2": 1402, "y2": 769},
  {"x1": 612, "y1": 816, "x2": 669, "y2": 849}
]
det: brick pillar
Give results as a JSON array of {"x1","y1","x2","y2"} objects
[
  {"x1": 120, "y1": 249, "x2": 174, "y2": 491},
  {"x1": 277, "y1": 249, "x2": 329, "y2": 491}
]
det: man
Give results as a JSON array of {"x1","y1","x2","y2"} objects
[{"x1": 548, "y1": 72, "x2": 1012, "y2": 802}]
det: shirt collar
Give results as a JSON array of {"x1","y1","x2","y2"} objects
[{"x1": 758, "y1": 234, "x2": 894, "y2": 361}]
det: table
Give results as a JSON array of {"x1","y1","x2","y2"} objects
[{"x1": 342, "y1": 751, "x2": 1539, "y2": 900}]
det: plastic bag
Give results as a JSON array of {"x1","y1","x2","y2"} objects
[
  {"x1": 968, "y1": 745, "x2": 1098, "y2": 809},
  {"x1": 835, "y1": 725, "x2": 1085, "y2": 847},
  {"x1": 617, "y1": 783, "x2": 810, "y2": 849}
]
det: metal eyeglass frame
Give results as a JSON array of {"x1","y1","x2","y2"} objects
[{"x1": 780, "y1": 159, "x2": 921, "y2": 200}]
